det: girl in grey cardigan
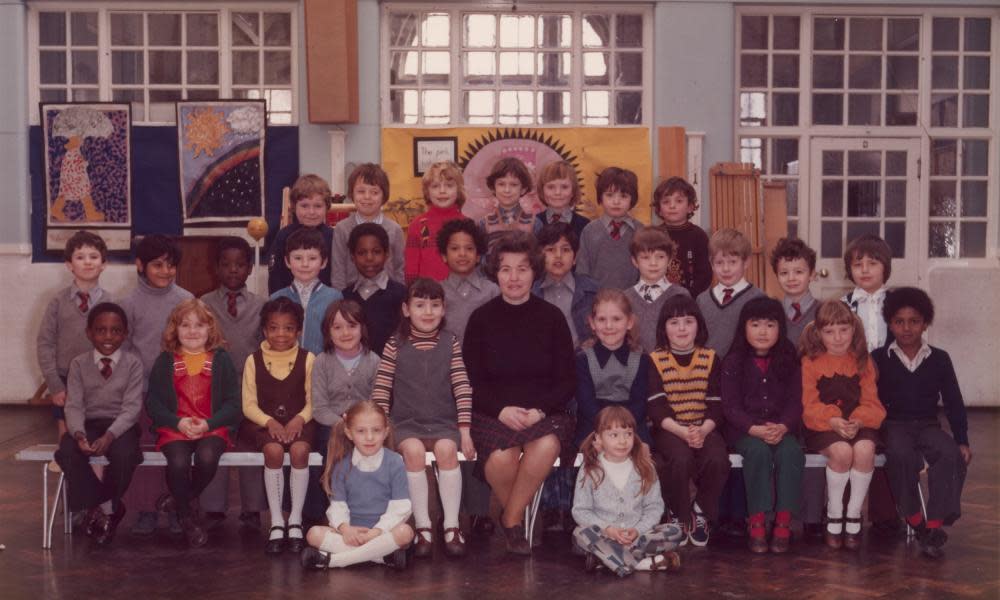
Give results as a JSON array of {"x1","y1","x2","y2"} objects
[{"x1": 572, "y1": 406, "x2": 684, "y2": 576}]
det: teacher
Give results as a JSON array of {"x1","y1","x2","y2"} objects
[{"x1": 462, "y1": 232, "x2": 577, "y2": 555}]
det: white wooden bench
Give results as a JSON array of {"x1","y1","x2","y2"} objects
[{"x1": 15, "y1": 445, "x2": 885, "y2": 549}]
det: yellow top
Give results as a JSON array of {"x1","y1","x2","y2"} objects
[
  {"x1": 241, "y1": 341, "x2": 314, "y2": 427},
  {"x1": 181, "y1": 350, "x2": 209, "y2": 376}
]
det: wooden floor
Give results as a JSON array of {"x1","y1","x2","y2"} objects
[{"x1": 1, "y1": 405, "x2": 998, "y2": 600}]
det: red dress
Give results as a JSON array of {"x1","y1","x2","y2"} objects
[{"x1": 155, "y1": 354, "x2": 231, "y2": 450}]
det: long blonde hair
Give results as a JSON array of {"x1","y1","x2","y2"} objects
[
  {"x1": 579, "y1": 406, "x2": 657, "y2": 496},
  {"x1": 320, "y1": 400, "x2": 394, "y2": 497},
  {"x1": 800, "y1": 300, "x2": 870, "y2": 373},
  {"x1": 161, "y1": 298, "x2": 226, "y2": 353},
  {"x1": 580, "y1": 289, "x2": 641, "y2": 352}
]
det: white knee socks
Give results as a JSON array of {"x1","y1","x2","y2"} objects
[
  {"x1": 846, "y1": 468, "x2": 873, "y2": 534},
  {"x1": 288, "y1": 467, "x2": 309, "y2": 536},
  {"x1": 407, "y1": 471, "x2": 431, "y2": 530},
  {"x1": 437, "y1": 466, "x2": 462, "y2": 531},
  {"x1": 825, "y1": 467, "x2": 849, "y2": 534},
  {"x1": 324, "y1": 531, "x2": 400, "y2": 568},
  {"x1": 264, "y1": 467, "x2": 285, "y2": 539}
]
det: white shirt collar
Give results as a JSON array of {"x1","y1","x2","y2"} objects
[
  {"x1": 353, "y1": 271, "x2": 389, "y2": 299},
  {"x1": 351, "y1": 447, "x2": 385, "y2": 472},
  {"x1": 92, "y1": 348, "x2": 122, "y2": 366},
  {"x1": 542, "y1": 272, "x2": 576, "y2": 293},
  {"x1": 850, "y1": 286, "x2": 886, "y2": 304},
  {"x1": 355, "y1": 211, "x2": 384, "y2": 225},
  {"x1": 888, "y1": 340, "x2": 932, "y2": 372},
  {"x1": 713, "y1": 279, "x2": 749, "y2": 303}
]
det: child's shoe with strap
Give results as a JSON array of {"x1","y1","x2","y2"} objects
[
  {"x1": 300, "y1": 546, "x2": 330, "y2": 570},
  {"x1": 747, "y1": 512, "x2": 768, "y2": 554},
  {"x1": 688, "y1": 503, "x2": 710, "y2": 547}
]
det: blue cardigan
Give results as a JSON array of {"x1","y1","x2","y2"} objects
[
  {"x1": 532, "y1": 273, "x2": 600, "y2": 343},
  {"x1": 270, "y1": 283, "x2": 343, "y2": 355}
]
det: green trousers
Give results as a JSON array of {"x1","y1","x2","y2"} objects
[{"x1": 734, "y1": 434, "x2": 805, "y2": 516}]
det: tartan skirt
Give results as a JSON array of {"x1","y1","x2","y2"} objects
[{"x1": 470, "y1": 411, "x2": 577, "y2": 480}]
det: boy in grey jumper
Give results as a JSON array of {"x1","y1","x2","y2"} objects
[
  {"x1": 437, "y1": 219, "x2": 499, "y2": 340},
  {"x1": 54, "y1": 302, "x2": 143, "y2": 545},
  {"x1": 199, "y1": 237, "x2": 267, "y2": 530},
  {"x1": 118, "y1": 234, "x2": 193, "y2": 536},
  {"x1": 576, "y1": 167, "x2": 641, "y2": 290},
  {"x1": 625, "y1": 227, "x2": 691, "y2": 352},
  {"x1": 37, "y1": 230, "x2": 109, "y2": 439},
  {"x1": 696, "y1": 228, "x2": 765, "y2": 358},
  {"x1": 770, "y1": 237, "x2": 819, "y2": 348}
]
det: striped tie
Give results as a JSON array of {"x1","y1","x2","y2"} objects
[
  {"x1": 77, "y1": 291, "x2": 90, "y2": 313},
  {"x1": 99, "y1": 357, "x2": 112, "y2": 379}
]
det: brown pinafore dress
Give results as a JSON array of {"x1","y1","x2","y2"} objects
[{"x1": 238, "y1": 348, "x2": 316, "y2": 450}]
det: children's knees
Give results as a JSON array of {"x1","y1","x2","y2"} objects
[
  {"x1": 289, "y1": 443, "x2": 311, "y2": 468},
  {"x1": 825, "y1": 443, "x2": 854, "y2": 469},
  {"x1": 306, "y1": 526, "x2": 328, "y2": 546},
  {"x1": 433, "y1": 440, "x2": 459, "y2": 468},
  {"x1": 393, "y1": 523, "x2": 414, "y2": 546}
]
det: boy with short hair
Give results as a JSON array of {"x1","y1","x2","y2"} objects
[
  {"x1": 54, "y1": 302, "x2": 144, "y2": 546},
  {"x1": 695, "y1": 228, "x2": 765, "y2": 357},
  {"x1": 532, "y1": 222, "x2": 600, "y2": 346},
  {"x1": 38, "y1": 230, "x2": 109, "y2": 439},
  {"x1": 270, "y1": 227, "x2": 343, "y2": 355},
  {"x1": 576, "y1": 167, "x2": 641, "y2": 290},
  {"x1": 625, "y1": 226, "x2": 691, "y2": 352},
  {"x1": 533, "y1": 160, "x2": 590, "y2": 239},
  {"x1": 119, "y1": 233, "x2": 193, "y2": 536},
  {"x1": 653, "y1": 177, "x2": 712, "y2": 298},
  {"x1": 842, "y1": 233, "x2": 893, "y2": 352},
  {"x1": 268, "y1": 174, "x2": 334, "y2": 294},
  {"x1": 342, "y1": 222, "x2": 407, "y2": 355},
  {"x1": 199, "y1": 236, "x2": 267, "y2": 530},
  {"x1": 769, "y1": 237, "x2": 819, "y2": 347},
  {"x1": 873, "y1": 287, "x2": 970, "y2": 559},
  {"x1": 330, "y1": 164, "x2": 405, "y2": 290},
  {"x1": 478, "y1": 156, "x2": 535, "y2": 253}
]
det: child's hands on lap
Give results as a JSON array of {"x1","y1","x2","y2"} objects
[
  {"x1": 829, "y1": 417, "x2": 856, "y2": 439},
  {"x1": 499, "y1": 407, "x2": 533, "y2": 431},
  {"x1": 74, "y1": 432, "x2": 94, "y2": 455},
  {"x1": 50, "y1": 391, "x2": 67, "y2": 407},
  {"x1": 266, "y1": 418, "x2": 286, "y2": 442},
  {"x1": 89, "y1": 432, "x2": 115, "y2": 456},
  {"x1": 284, "y1": 416, "x2": 304, "y2": 442},
  {"x1": 338, "y1": 524, "x2": 370, "y2": 546},
  {"x1": 603, "y1": 526, "x2": 632, "y2": 545},
  {"x1": 190, "y1": 417, "x2": 209, "y2": 436},
  {"x1": 686, "y1": 424, "x2": 705, "y2": 448},
  {"x1": 460, "y1": 427, "x2": 477, "y2": 461},
  {"x1": 762, "y1": 423, "x2": 788, "y2": 445},
  {"x1": 178, "y1": 417, "x2": 199, "y2": 439},
  {"x1": 360, "y1": 528, "x2": 382, "y2": 544}
]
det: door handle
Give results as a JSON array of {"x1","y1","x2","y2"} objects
[{"x1": 818, "y1": 268, "x2": 829, "y2": 278}]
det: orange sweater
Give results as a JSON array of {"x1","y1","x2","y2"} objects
[{"x1": 801, "y1": 352, "x2": 885, "y2": 432}]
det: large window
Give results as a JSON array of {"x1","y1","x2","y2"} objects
[
  {"x1": 30, "y1": 3, "x2": 296, "y2": 125},
  {"x1": 381, "y1": 4, "x2": 652, "y2": 126}
]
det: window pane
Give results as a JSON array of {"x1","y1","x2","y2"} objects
[
  {"x1": 422, "y1": 51, "x2": 450, "y2": 85},
  {"x1": 740, "y1": 137, "x2": 763, "y2": 168},
  {"x1": 963, "y1": 56, "x2": 990, "y2": 90},
  {"x1": 498, "y1": 90, "x2": 532, "y2": 124},
  {"x1": 389, "y1": 89, "x2": 418, "y2": 124},
  {"x1": 887, "y1": 18, "x2": 919, "y2": 51},
  {"x1": 848, "y1": 151, "x2": 880, "y2": 175},
  {"x1": 773, "y1": 93, "x2": 798, "y2": 126},
  {"x1": 391, "y1": 12, "x2": 419, "y2": 47},
  {"x1": 886, "y1": 94, "x2": 917, "y2": 126},
  {"x1": 786, "y1": 180, "x2": 799, "y2": 216},
  {"x1": 886, "y1": 56, "x2": 917, "y2": 89},
  {"x1": 813, "y1": 55, "x2": 844, "y2": 88},
  {"x1": 423, "y1": 14, "x2": 450, "y2": 47},
  {"x1": 71, "y1": 50, "x2": 98, "y2": 84},
  {"x1": 615, "y1": 53, "x2": 642, "y2": 86},
  {"x1": 962, "y1": 140, "x2": 988, "y2": 176},
  {"x1": 464, "y1": 90, "x2": 494, "y2": 124},
  {"x1": 885, "y1": 181, "x2": 906, "y2": 216},
  {"x1": 266, "y1": 88, "x2": 292, "y2": 112},
  {"x1": 71, "y1": 12, "x2": 98, "y2": 46},
  {"x1": 232, "y1": 51, "x2": 260, "y2": 85},
  {"x1": 960, "y1": 222, "x2": 986, "y2": 258},
  {"x1": 930, "y1": 93, "x2": 958, "y2": 127},
  {"x1": 422, "y1": 89, "x2": 450, "y2": 124},
  {"x1": 499, "y1": 51, "x2": 533, "y2": 85},
  {"x1": 740, "y1": 92, "x2": 766, "y2": 126},
  {"x1": 149, "y1": 89, "x2": 182, "y2": 122},
  {"x1": 822, "y1": 180, "x2": 843, "y2": 216},
  {"x1": 583, "y1": 52, "x2": 609, "y2": 85},
  {"x1": 537, "y1": 15, "x2": 571, "y2": 48},
  {"x1": 615, "y1": 14, "x2": 642, "y2": 48},
  {"x1": 848, "y1": 55, "x2": 881, "y2": 89},
  {"x1": 615, "y1": 91, "x2": 642, "y2": 124},
  {"x1": 849, "y1": 18, "x2": 882, "y2": 51},
  {"x1": 72, "y1": 88, "x2": 99, "y2": 101},
  {"x1": 263, "y1": 51, "x2": 291, "y2": 85},
  {"x1": 961, "y1": 181, "x2": 987, "y2": 217},
  {"x1": 741, "y1": 16, "x2": 768, "y2": 50},
  {"x1": 932, "y1": 18, "x2": 959, "y2": 51},
  {"x1": 464, "y1": 14, "x2": 496, "y2": 48},
  {"x1": 963, "y1": 94, "x2": 989, "y2": 128},
  {"x1": 773, "y1": 16, "x2": 800, "y2": 50},
  {"x1": 771, "y1": 138, "x2": 798, "y2": 175},
  {"x1": 930, "y1": 139, "x2": 957, "y2": 176},
  {"x1": 40, "y1": 88, "x2": 67, "y2": 102},
  {"x1": 187, "y1": 51, "x2": 218, "y2": 84},
  {"x1": 773, "y1": 55, "x2": 798, "y2": 87},
  {"x1": 741, "y1": 54, "x2": 767, "y2": 87},
  {"x1": 812, "y1": 94, "x2": 842, "y2": 125},
  {"x1": 847, "y1": 221, "x2": 880, "y2": 244},
  {"x1": 186, "y1": 89, "x2": 219, "y2": 100},
  {"x1": 186, "y1": 14, "x2": 218, "y2": 46},
  {"x1": 538, "y1": 91, "x2": 570, "y2": 124},
  {"x1": 964, "y1": 18, "x2": 991, "y2": 52},
  {"x1": 390, "y1": 51, "x2": 418, "y2": 86},
  {"x1": 39, "y1": 12, "x2": 66, "y2": 46},
  {"x1": 538, "y1": 52, "x2": 570, "y2": 86},
  {"x1": 847, "y1": 180, "x2": 880, "y2": 217},
  {"x1": 149, "y1": 51, "x2": 181, "y2": 84},
  {"x1": 884, "y1": 222, "x2": 905, "y2": 258},
  {"x1": 111, "y1": 13, "x2": 143, "y2": 46},
  {"x1": 929, "y1": 181, "x2": 957, "y2": 216},
  {"x1": 583, "y1": 90, "x2": 609, "y2": 124},
  {"x1": 463, "y1": 51, "x2": 494, "y2": 85},
  {"x1": 149, "y1": 14, "x2": 182, "y2": 46},
  {"x1": 931, "y1": 56, "x2": 958, "y2": 89},
  {"x1": 821, "y1": 221, "x2": 843, "y2": 258},
  {"x1": 929, "y1": 222, "x2": 956, "y2": 257},
  {"x1": 885, "y1": 152, "x2": 906, "y2": 176},
  {"x1": 582, "y1": 15, "x2": 609, "y2": 48},
  {"x1": 823, "y1": 151, "x2": 843, "y2": 175},
  {"x1": 814, "y1": 18, "x2": 845, "y2": 50},
  {"x1": 39, "y1": 51, "x2": 67, "y2": 84},
  {"x1": 112, "y1": 51, "x2": 144, "y2": 85},
  {"x1": 263, "y1": 13, "x2": 291, "y2": 46},
  {"x1": 499, "y1": 15, "x2": 532, "y2": 48}
]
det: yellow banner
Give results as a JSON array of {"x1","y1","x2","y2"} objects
[{"x1": 380, "y1": 127, "x2": 652, "y2": 230}]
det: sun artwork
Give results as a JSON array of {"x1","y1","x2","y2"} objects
[{"x1": 184, "y1": 108, "x2": 230, "y2": 158}]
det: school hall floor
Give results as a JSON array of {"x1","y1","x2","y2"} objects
[{"x1": 1, "y1": 406, "x2": 998, "y2": 600}]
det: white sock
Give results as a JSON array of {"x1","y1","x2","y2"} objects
[
  {"x1": 407, "y1": 470, "x2": 431, "y2": 530},
  {"x1": 634, "y1": 557, "x2": 653, "y2": 571},
  {"x1": 100, "y1": 500, "x2": 113, "y2": 515},
  {"x1": 319, "y1": 530, "x2": 350, "y2": 554},
  {"x1": 327, "y1": 532, "x2": 400, "y2": 568},
  {"x1": 288, "y1": 467, "x2": 309, "y2": 535},
  {"x1": 826, "y1": 467, "x2": 849, "y2": 534},
  {"x1": 846, "y1": 469, "x2": 874, "y2": 534},
  {"x1": 264, "y1": 467, "x2": 285, "y2": 538},
  {"x1": 437, "y1": 466, "x2": 462, "y2": 532}
]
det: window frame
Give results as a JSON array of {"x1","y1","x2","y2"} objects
[
  {"x1": 27, "y1": 1, "x2": 299, "y2": 126},
  {"x1": 380, "y1": 2, "x2": 654, "y2": 128}
]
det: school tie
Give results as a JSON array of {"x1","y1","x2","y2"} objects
[
  {"x1": 99, "y1": 357, "x2": 112, "y2": 379},
  {"x1": 610, "y1": 220, "x2": 623, "y2": 241},
  {"x1": 77, "y1": 291, "x2": 90, "y2": 313},
  {"x1": 641, "y1": 284, "x2": 659, "y2": 303},
  {"x1": 227, "y1": 292, "x2": 239, "y2": 318},
  {"x1": 722, "y1": 287, "x2": 734, "y2": 305},
  {"x1": 791, "y1": 302, "x2": 802, "y2": 322}
]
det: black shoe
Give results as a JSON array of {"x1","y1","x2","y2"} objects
[
  {"x1": 265, "y1": 526, "x2": 287, "y2": 554},
  {"x1": 286, "y1": 524, "x2": 306, "y2": 553},
  {"x1": 502, "y1": 524, "x2": 532, "y2": 555},
  {"x1": 239, "y1": 511, "x2": 262, "y2": 532},
  {"x1": 915, "y1": 525, "x2": 947, "y2": 559},
  {"x1": 83, "y1": 506, "x2": 105, "y2": 538},
  {"x1": 180, "y1": 514, "x2": 208, "y2": 548},
  {"x1": 584, "y1": 552, "x2": 599, "y2": 573},
  {"x1": 300, "y1": 546, "x2": 330, "y2": 570},
  {"x1": 383, "y1": 547, "x2": 409, "y2": 571},
  {"x1": 94, "y1": 503, "x2": 127, "y2": 546},
  {"x1": 155, "y1": 493, "x2": 177, "y2": 514},
  {"x1": 203, "y1": 512, "x2": 226, "y2": 532}
]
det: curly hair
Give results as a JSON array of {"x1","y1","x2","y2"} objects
[
  {"x1": 726, "y1": 297, "x2": 799, "y2": 379},
  {"x1": 436, "y1": 218, "x2": 487, "y2": 256},
  {"x1": 483, "y1": 231, "x2": 544, "y2": 282},
  {"x1": 87, "y1": 302, "x2": 127, "y2": 330},
  {"x1": 882, "y1": 286, "x2": 934, "y2": 325},
  {"x1": 216, "y1": 236, "x2": 253, "y2": 264},
  {"x1": 652, "y1": 176, "x2": 698, "y2": 218},
  {"x1": 259, "y1": 297, "x2": 304, "y2": 333},
  {"x1": 770, "y1": 237, "x2": 817, "y2": 273},
  {"x1": 161, "y1": 299, "x2": 226, "y2": 353},
  {"x1": 800, "y1": 300, "x2": 870, "y2": 373},
  {"x1": 348, "y1": 222, "x2": 389, "y2": 253},
  {"x1": 578, "y1": 406, "x2": 658, "y2": 496}
]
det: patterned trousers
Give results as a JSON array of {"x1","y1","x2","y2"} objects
[{"x1": 573, "y1": 523, "x2": 684, "y2": 577}]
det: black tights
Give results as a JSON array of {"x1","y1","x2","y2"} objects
[{"x1": 163, "y1": 437, "x2": 226, "y2": 517}]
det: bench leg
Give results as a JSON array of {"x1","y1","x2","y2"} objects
[
  {"x1": 42, "y1": 463, "x2": 48, "y2": 549},
  {"x1": 63, "y1": 479, "x2": 71, "y2": 535},
  {"x1": 524, "y1": 481, "x2": 545, "y2": 542},
  {"x1": 47, "y1": 472, "x2": 65, "y2": 549}
]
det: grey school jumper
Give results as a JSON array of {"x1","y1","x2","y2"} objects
[
  {"x1": 37, "y1": 285, "x2": 107, "y2": 394},
  {"x1": 390, "y1": 330, "x2": 461, "y2": 445},
  {"x1": 119, "y1": 277, "x2": 193, "y2": 384},
  {"x1": 783, "y1": 293, "x2": 818, "y2": 348},
  {"x1": 696, "y1": 285, "x2": 766, "y2": 358},
  {"x1": 625, "y1": 285, "x2": 691, "y2": 353},
  {"x1": 576, "y1": 215, "x2": 640, "y2": 290},
  {"x1": 330, "y1": 214, "x2": 406, "y2": 290},
  {"x1": 201, "y1": 286, "x2": 264, "y2": 376},
  {"x1": 310, "y1": 350, "x2": 381, "y2": 427},
  {"x1": 64, "y1": 350, "x2": 145, "y2": 439},
  {"x1": 441, "y1": 271, "x2": 499, "y2": 340}
]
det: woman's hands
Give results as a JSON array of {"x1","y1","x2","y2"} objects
[{"x1": 498, "y1": 407, "x2": 543, "y2": 431}]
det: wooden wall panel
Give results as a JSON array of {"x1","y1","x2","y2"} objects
[{"x1": 304, "y1": 0, "x2": 359, "y2": 123}]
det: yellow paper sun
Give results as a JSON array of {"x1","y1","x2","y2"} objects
[{"x1": 183, "y1": 108, "x2": 230, "y2": 158}]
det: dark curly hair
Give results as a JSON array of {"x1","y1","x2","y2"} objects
[
  {"x1": 726, "y1": 297, "x2": 799, "y2": 378},
  {"x1": 216, "y1": 236, "x2": 253, "y2": 264},
  {"x1": 770, "y1": 237, "x2": 817, "y2": 273},
  {"x1": 348, "y1": 222, "x2": 389, "y2": 253},
  {"x1": 436, "y1": 218, "x2": 487, "y2": 256},
  {"x1": 259, "y1": 296, "x2": 304, "y2": 332},
  {"x1": 882, "y1": 286, "x2": 934, "y2": 325},
  {"x1": 87, "y1": 302, "x2": 128, "y2": 330},
  {"x1": 654, "y1": 295, "x2": 709, "y2": 350},
  {"x1": 483, "y1": 231, "x2": 544, "y2": 282},
  {"x1": 134, "y1": 234, "x2": 181, "y2": 267}
]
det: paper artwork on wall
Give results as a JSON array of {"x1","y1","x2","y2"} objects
[
  {"x1": 177, "y1": 100, "x2": 266, "y2": 223},
  {"x1": 41, "y1": 103, "x2": 132, "y2": 251}
]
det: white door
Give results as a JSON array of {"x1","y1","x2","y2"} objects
[{"x1": 807, "y1": 137, "x2": 923, "y2": 299}]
